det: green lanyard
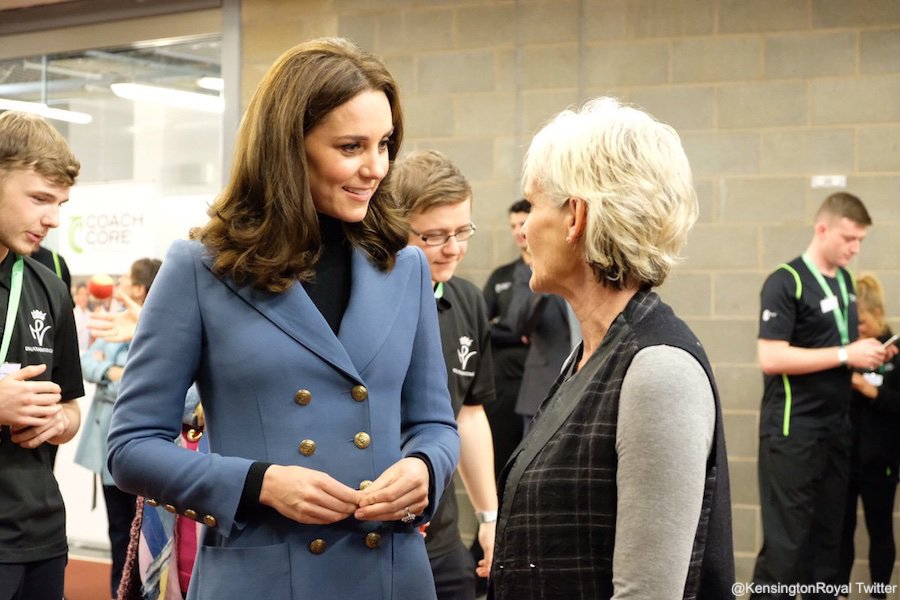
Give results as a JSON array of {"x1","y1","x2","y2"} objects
[
  {"x1": 802, "y1": 252, "x2": 849, "y2": 345},
  {"x1": 51, "y1": 250, "x2": 62, "y2": 279},
  {"x1": 1, "y1": 256, "x2": 24, "y2": 365},
  {"x1": 433, "y1": 282, "x2": 444, "y2": 300}
]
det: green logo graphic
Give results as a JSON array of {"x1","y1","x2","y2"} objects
[{"x1": 69, "y1": 216, "x2": 84, "y2": 254}]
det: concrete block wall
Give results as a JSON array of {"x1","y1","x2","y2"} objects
[{"x1": 241, "y1": 1, "x2": 900, "y2": 596}]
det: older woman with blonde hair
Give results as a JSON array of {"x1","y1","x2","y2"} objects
[{"x1": 489, "y1": 97, "x2": 734, "y2": 600}]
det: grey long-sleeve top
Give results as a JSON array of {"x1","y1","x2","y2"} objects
[{"x1": 613, "y1": 345, "x2": 715, "y2": 599}]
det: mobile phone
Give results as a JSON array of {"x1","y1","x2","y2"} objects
[{"x1": 881, "y1": 333, "x2": 900, "y2": 348}]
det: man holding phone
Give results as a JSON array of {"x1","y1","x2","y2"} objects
[{"x1": 751, "y1": 193, "x2": 895, "y2": 599}]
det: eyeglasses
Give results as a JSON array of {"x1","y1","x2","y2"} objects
[{"x1": 410, "y1": 223, "x2": 477, "y2": 247}]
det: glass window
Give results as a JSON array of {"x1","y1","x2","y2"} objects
[{"x1": 0, "y1": 36, "x2": 223, "y2": 275}]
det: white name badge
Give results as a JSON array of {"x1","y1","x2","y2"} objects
[
  {"x1": 0, "y1": 363, "x2": 21, "y2": 379},
  {"x1": 820, "y1": 296, "x2": 838, "y2": 314},
  {"x1": 863, "y1": 371, "x2": 884, "y2": 387}
]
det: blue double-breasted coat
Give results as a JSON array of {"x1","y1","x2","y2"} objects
[{"x1": 107, "y1": 239, "x2": 460, "y2": 600}]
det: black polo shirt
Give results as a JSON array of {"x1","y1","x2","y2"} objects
[
  {"x1": 758, "y1": 256, "x2": 857, "y2": 438},
  {"x1": 426, "y1": 276, "x2": 495, "y2": 559},
  {"x1": 0, "y1": 251, "x2": 83, "y2": 563}
]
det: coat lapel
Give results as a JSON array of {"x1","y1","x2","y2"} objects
[
  {"x1": 200, "y1": 253, "x2": 360, "y2": 381},
  {"x1": 338, "y1": 249, "x2": 410, "y2": 374}
]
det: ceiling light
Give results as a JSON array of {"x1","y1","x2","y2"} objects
[
  {"x1": 197, "y1": 77, "x2": 224, "y2": 92},
  {"x1": 0, "y1": 98, "x2": 93, "y2": 124},
  {"x1": 110, "y1": 83, "x2": 223, "y2": 114}
]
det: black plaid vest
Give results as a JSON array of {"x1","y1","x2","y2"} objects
[{"x1": 490, "y1": 290, "x2": 735, "y2": 600}]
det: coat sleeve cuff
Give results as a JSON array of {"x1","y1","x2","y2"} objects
[
  {"x1": 236, "y1": 461, "x2": 273, "y2": 519},
  {"x1": 407, "y1": 452, "x2": 436, "y2": 524}
]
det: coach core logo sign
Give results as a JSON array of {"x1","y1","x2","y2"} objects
[
  {"x1": 762, "y1": 309, "x2": 778, "y2": 322},
  {"x1": 29, "y1": 310, "x2": 52, "y2": 346}
]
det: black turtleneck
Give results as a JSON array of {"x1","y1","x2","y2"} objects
[
  {"x1": 301, "y1": 213, "x2": 353, "y2": 336},
  {"x1": 238, "y1": 213, "x2": 353, "y2": 514}
]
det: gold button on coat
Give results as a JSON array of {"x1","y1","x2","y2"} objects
[
  {"x1": 309, "y1": 538, "x2": 327, "y2": 554},
  {"x1": 359, "y1": 480, "x2": 373, "y2": 490},
  {"x1": 354, "y1": 432, "x2": 371, "y2": 449},
  {"x1": 299, "y1": 439, "x2": 316, "y2": 456},
  {"x1": 164, "y1": 504, "x2": 177, "y2": 514},
  {"x1": 203, "y1": 515, "x2": 217, "y2": 528},
  {"x1": 294, "y1": 389, "x2": 312, "y2": 405},
  {"x1": 146, "y1": 498, "x2": 159, "y2": 507},
  {"x1": 351, "y1": 385, "x2": 368, "y2": 402},
  {"x1": 364, "y1": 532, "x2": 382, "y2": 549},
  {"x1": 184, "y1": 509, "x2": 198, "y2": 520}
]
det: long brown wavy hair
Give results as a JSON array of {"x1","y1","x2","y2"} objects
[{"x1": 199, "y1": 38, "x2": 407, "y2": 292}]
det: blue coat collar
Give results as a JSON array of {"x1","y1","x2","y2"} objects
[{"x1": 201, "y1": 248, "x2": 409, "y2": 382}]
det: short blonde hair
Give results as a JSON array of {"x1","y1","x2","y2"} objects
[
  {"x1": 855, "y1": 272, "x2": 888, "y2": 335},
  {"x1": 0, "y1": 111, "x2": 80, "y2": 186},
  {"x1": 389, "y1": 150, "x2": 471, "y2": 217},
  {"x1": 522, "y1": 97, "x2": 697, "y2": 288}
]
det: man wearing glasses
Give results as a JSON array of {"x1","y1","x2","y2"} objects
[{"x1": 389, "y1": 150, "x2": 498, "y2": 600}]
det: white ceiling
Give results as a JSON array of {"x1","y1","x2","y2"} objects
[
  {"x1": 0, "y1": 0, "x2": 220, "y2": 37},
  {"x1": 0, "y1": 36, "x2": 221, "y2": 106},
  {"x1": 0, "y1": 0, "x2": 77, "y2": 9},
  {"x1": 0, "y1": 0, "x2": 222, "y2": 105}
]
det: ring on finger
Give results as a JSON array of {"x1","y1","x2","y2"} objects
[{"x1": 401, "y1": 506, "x2": 416, "y2": 524}]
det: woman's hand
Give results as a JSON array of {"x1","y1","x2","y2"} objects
[
  {"x1": 88, "y1": 289, "x2": 141, "y2": 342},
  {"x1": 259, "y1": 465, "x2": 361, "y2": 525},
  {"x1": 355, "y1": 457, "x2": 429, "y2": 522},
  {"x1": 106, "y1": 366, "x2": 124, "y2": 382},
  {"x1": 851, "y1": 371, "x2": 879, "y2": 399}
]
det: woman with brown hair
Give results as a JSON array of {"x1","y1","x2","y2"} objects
[{"x1": 107, "y1": 38, "x2": 459, "y2": 600}]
